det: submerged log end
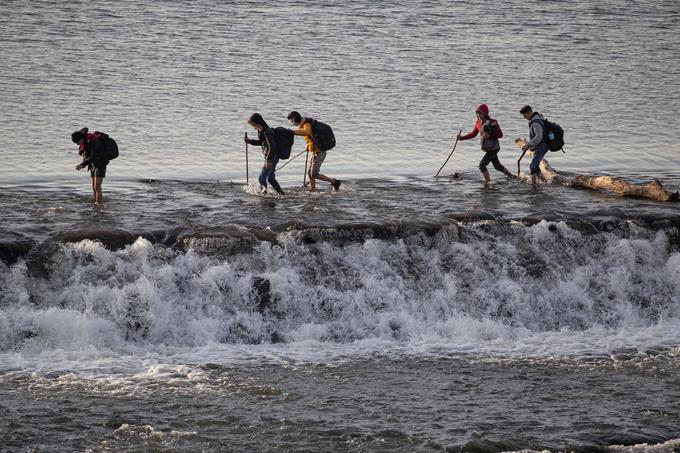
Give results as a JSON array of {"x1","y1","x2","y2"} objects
[
  {"x1": 648, "y1": 180, "x2": 678, "y2": 202},
  {"x1": 630, "y1": 179, "x2": 677, "y2": 202}
]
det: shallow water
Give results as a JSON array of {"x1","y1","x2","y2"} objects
[
  {"x1": 3, "y1": 357, "x2": 680, "y2": 452},
  {"x1": 2, "y1": 1, "x2": 680, "y2": 451}
]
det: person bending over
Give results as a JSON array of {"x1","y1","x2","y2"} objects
[{"x1": 72, "y1": 127, "x2": 110, "y2": 203}]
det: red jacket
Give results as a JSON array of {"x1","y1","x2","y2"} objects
[{"x1": 460, "y1": 104, "x2": 503, "y2": 140}]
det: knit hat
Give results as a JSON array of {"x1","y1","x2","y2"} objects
[{"x1": 476, "y1": 104, "x2": 490, "y2": 117}]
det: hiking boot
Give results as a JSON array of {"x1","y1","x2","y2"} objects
[{"x1": 331, "y1": 179, "x2": 342, "y2": 191}]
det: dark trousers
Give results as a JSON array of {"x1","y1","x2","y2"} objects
[
  {"x1": 258, "y1": 157, "x2": 284, "y2": 194},
  {"x1": 479, "y1": 150, "x2": 508, "y2": 173}
]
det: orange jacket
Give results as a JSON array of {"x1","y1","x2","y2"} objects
[{"x1": 292, "y1": 120, "x2": 317, "y2": 154}]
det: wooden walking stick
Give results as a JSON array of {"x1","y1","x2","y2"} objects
[
  {"x1": 244, "y1": 131, "x2": 249, "y2": 184},
  {"x1": 434, "y1": 130, "x2": 462, "y2": 177},
  {"x1": 517, "y1": 148, "x2": 528, "y2": 178},
  {"x1": 277, "y1": 149, "x2": 307, "y2": 171},
  {"x1": 302, "y1": 150, "x2": 310, "y2": 187},
  {"x1": 515, "y1": 138, "x2": 529, "y2": 178}
]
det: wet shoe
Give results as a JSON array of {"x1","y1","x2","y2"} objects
[{"x1": 331, "y1": 179, "x2": 342, "y2": 191}]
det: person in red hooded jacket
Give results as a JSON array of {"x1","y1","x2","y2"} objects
[{"x1": 457, "y1": 104, "x2": 516, "y2": 184}]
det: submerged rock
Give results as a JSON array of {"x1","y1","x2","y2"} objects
[
  {"x1": 253, "y1": 277, "x2": 272, "y2": 313},
  {"x1": 0, "y1": 232, "x2": 34, "y2": 265},
  {"x1": 58, "y1": 229, "x2": 138, "y2": 250}
]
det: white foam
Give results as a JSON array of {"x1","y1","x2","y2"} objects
[
  {"x1": 510, "y1": 439, "x2": 680, "y2": 453},
  {"x1": 608, "y1": 438, "x2": 680, "y2": 453},
  {"x1": 1, "y1": 223, "x2": 680, "y2": 371},
  {"x1": 241, "y1": 180, "x2": 353, "y2": 198}
]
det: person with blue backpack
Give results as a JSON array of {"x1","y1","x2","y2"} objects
[
  {"x1": 519, "y1": 105, "x2": 550, "y2": 184},
  {"x1": 72, "y1": 127, "x2": 118, "y2": 204}
]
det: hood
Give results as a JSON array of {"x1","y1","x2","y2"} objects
[
  {"x1": 476, "y1": 104, "x2": 490, "y2": 118},
  {"x1": 529, "y1": 112, "x2": 544, "y2": 122},
  {"x1": 248, "y1": 113, "x2": 269, "y2": 130}
]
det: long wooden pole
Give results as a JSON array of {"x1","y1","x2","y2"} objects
[
  {"x1": 302, "y1": 151, "x2": 310, "y2": 187},
  {"x1": 277, "y1": 149, "x2": 307, "y2": 171},
  {"x1": 434, "y1": 130, "x2": 462, "y2": 177},
  {"x1": 244, "y1": 132, "x2": 249, "y2": 184},
  {"x1": 517, "y1": 148, "x2": 528, "y2": 178}
]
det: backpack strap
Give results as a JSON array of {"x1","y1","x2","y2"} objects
[
  {"x1": 263, "y1": 127, "x2": 278, "y2": 158},
  {"x1": 528, "y1": 117, "x2": 547, "y2": 143}
]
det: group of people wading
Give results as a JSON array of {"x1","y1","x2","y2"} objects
[
  {"x1": 456, "y1": 104, "x2": 558, "y2": 185},
  {"x1": 243, "y1": 111, "x2": 342, "y2": 196},
  {"x1": 71, "y1": 104, "x2": 559, "y2": 203}
]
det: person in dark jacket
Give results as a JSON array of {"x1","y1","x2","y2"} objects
[
  {"x1": 520, "y1": 105, "x2": 549, "y2": 184},
  {"x1": 244, "y1": 113, "x2": 284, "y2": 195},
  {"x1": 457, "y1": 104, "x2": 516, "y2": 184},
  {"x1": 72, "y1": 127, "x2": 109, "y2": 203}
]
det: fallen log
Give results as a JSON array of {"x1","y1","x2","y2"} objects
[{"x1": 514, "y1": 138, "x2": 679, "y2": 202}]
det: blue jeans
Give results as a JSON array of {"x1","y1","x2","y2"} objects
[
  {"x1": 529, "y1": 143, "x2": 549, "y2": 175},
  {"x1": 258, "y1": 157, "x2": 284, "y2": 194}
]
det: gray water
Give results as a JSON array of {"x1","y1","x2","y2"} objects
[
  {"x1": 3, "y1": 358, "x2": 680, "y2": 452},
  {"x1": 2, "y1": 1, "x2": 680, "y2": 452},
  {"x1": 1, "y1": 0, "x2": 679, "y2": 182}
]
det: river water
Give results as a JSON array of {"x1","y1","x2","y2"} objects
[{"x1": 1, "y1": 1, "x2": 680, "y2": 451}]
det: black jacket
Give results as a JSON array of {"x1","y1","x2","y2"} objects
[
  {"x1": 247, "y1": 128, "x2": 278, "y2": 160},
  {"x1": 247, "y1": 113, "x2": 279, "y2": 160},
  {"x1": 80, "y1": 136, "x2": 108, "y2": 169}
]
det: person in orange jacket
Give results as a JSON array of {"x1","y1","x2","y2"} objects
[
  {"x1": 287, "y1": 111, "x2": 341, "y2": 192},
  {"x1": 457, "y1": 104, "x2": 516, "y2": 184}
]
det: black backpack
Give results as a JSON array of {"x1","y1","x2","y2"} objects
[
  {"x1": 272, "y1": 127, "x2": 294, "y2": 159},
  {"x1": 310, "y1": 120, "x2": 336, "y2": 152},
  {"x1": 543, "y1": 119, "x2": 565, "y2": 152},
  {"x1": 94, "y1": 131, "x2": 119, "y2": 160}
]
